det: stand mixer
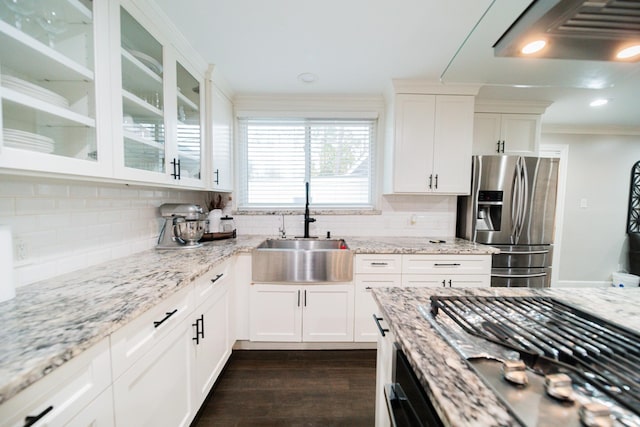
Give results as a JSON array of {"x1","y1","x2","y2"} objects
[{"x1": 156, "y1": 203, "x2": 207, "y2": 249}]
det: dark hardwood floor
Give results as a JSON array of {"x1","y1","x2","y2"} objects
[{"x1": 192, "y1": 349, "x2": 377, "y2": 427}]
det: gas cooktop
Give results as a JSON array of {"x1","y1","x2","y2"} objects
[{"x1": 424, "y1": 296, "x2": 640, "y2": 427}]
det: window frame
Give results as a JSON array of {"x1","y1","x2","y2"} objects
[{"x1": 236, "y1": 115, "x2": 378, "y2": 212}]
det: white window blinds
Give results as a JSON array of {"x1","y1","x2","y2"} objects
[{"x1": 238, "y1": 118, "x2": 376, "y2": 209}]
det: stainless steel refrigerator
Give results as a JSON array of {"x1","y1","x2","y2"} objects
[{"x1": 457, "y1": 155, "x2": 559, "y2": 288}]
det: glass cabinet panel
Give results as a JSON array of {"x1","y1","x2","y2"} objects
[
  {"x1": 119, "y1": 6, "x2": 165, "y2": 174},
  {"x1": 0, "y1": 0, "x2": 98, "y2": 161},
  {"x1": 176, "y1": 61, "x2": 201, "y2": 180}
]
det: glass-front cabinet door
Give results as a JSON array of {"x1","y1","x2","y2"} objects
[
  {"x1": 118, "y1": 5, "x2": 165, "y2": 176},
  {"x1": 0, "y1": 0, "x2": 109, "y2": 176},
  {"x1": 175, "y1": 61, "x2": 202, "y2": 181}
]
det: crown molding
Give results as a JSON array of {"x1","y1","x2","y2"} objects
[
  {"x1": 542, "y1": 124, "x2": 640, "y2": 136},
  {"x1": 474, "y1": 99, "x2": 552, "y2": 114}
]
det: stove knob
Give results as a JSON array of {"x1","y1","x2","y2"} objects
[
  {"x1": 579, "y1": 402, "x2": 612, "y2": 427},
  {"x1": 502, "y1": 360, "x2": 528, "y2": 386},
  {"x1": 544, "y1": 373, "x2": 574, "y2": 402}
]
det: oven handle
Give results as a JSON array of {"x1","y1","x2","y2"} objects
[
  {"x1": 492, "y1": 272, "x2": 547, "y2": 278},
  {"x1": 384, "y1": 383, "x2": 425, "y2": 427}
]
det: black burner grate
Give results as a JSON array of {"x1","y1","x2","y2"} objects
[{"x1": 430, "y1": 296, "x2": 640, "y2": 415}]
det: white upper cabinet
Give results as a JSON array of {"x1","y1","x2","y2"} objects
[
  {"x1": 0, "y1": 0, "x2": 209, "y2": 188},
  {"x1": 387, "y1": 92, "x2": 475, "y2": 195},
  {"x1": 472, "y1": 100, "x2": 551, "y2": 156},
  {"x1": 0, "y1": 0, "x2": 112, "y2": 177},
  {"x1": 112, "y1": 1, "x2": 205, "y2": 187},
  {"x1": 207, "y1": 71, "x2": 233, "y2": 192}
]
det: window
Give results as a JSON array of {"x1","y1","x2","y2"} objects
[{"x1": 238, "y1": 118, "x2": 376, "y2": 209}]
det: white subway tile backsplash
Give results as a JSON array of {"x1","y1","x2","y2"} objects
[
  {"x1": 0, "y1": 179, "x2": 35, "y2": 197},
  {"x1": 15, "y1": 197, "x2": 57, "y2": 214},
  {"x1": 69, "y1": 185, "x2": 98, "y2": 198},
  {"x1": 35, "y1": 183, "x2": 69, "y2": 198}
]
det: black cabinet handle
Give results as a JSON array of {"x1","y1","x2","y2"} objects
[
  {"x1": 370, "y1": 262, "x2": 388, "y2": 266},
  {"x1": 210, "y1": 273, "x2": 224, "y2": 284},
  {"x1": 434, "y1": 174, "x2": 438, "y2": 189},
  {"x1": 365, "y1": 286, "x2": 372, "y2": 291},
  {"x1": 496, "y1": 141, "x2": 501, "y2": 153},
  {"x1": 297, "y1": 290, "x2": 301, "y2": 307},
  {"x1": 304, "y1": 290, "x2": 307, "y2": 307},
  {"x1": 171, "y1": 158, "x2": 181, "y2": 180},
  {"x1": 153, "y1": 309, "x2": 178, "y2": 328},
  {"x1": 24, "y1": 406, "x2": 53, "y2": 427},
  {"x1": 214, "y1": 169, "x2": 219, "y2": 185},
  {"x1": 373, "y1": 315, "x2": 389, "y2": 337},
  {"x1": 428, "y1": 174, "x2": 433, "y2": 189},
  {"x1": 448, "y1": 279, "x2": 452, "y2": 287},
  {"x1": 434, "y1": 263, "x2": 461, "y2": 267},
  {"x1": 501, "y1": 141, "x2": 506, "y2": 153},
  {"x1": 192, "y1": 314, "x2": 204, "y2": 344}
]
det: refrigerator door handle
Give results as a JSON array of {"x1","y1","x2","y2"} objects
[
  {"x1": 510, "y1": 160, "x2": 521, "y2": 244},
  {"x1": 492, "y1": 272, "x2": 547, "y2": 278},
  {"x1": 518, "y1": 157, "x2": 529, "y2": 241},
  {"x1": 503, "y1": 250, "x2": 550, "y2": 255}
]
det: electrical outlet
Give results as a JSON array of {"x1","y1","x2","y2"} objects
[{"x1": 14, "y1": 237, "x2": 28, "y2": 262}]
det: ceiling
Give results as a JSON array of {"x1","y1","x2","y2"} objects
[{"x1": 154, "y1": 0, "x2": 640, "y2": 130}]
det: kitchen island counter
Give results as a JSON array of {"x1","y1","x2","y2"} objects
[
  {"x1": 0, "y1": 234, "x2": 489, "y2": 405},
  {"x1": 371, "y1": 286, "x2": 640, "y2": 427}
]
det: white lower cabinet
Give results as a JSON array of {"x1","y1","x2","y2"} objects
[
  {"x1": 249, "y1": 284, "x2": 354, "y2": 342},
  {"x1": 374, "y1": 316, "x2": 394, "y2": 427},
  {"x1": 0, "y1": 338, "x2": 112, "y2": 427},
  {"x1": 354, "y1": 275, "x2": 401, "y2": 342},
  {"x1": 191, "y1": 270, "x2": 232, "y2": 408},
  {"x1": 66, "y1": 387, "x2": 115, "y2": 426},
  {"x1": 112, "y1": 314, "x2": 194, "y2": 427}
]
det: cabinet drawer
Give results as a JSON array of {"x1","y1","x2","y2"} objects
[
  {"x1": 0, "y1": 339, "x2": 111, "y2": 427},
  {"x1": 355, "y1": 254, "x2": 402, "y2": 274},
  {"x1": 402, "y1": 255, "x2": 490, "y2": 275},
  {"x1": 110, "y1": 285, "x2": 193, "y2": 380},
  {"x1": 402, "y1": 274, "x2": 490, "y2": 288},
  {"x1": 193, "y1": 258, "x2": 233, "y2": 307}
]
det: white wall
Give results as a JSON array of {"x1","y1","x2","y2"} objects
[
  {"x1": 542, "y1": 132, "x2": 640, "y2": 284},
  {"x1": 0, "y1": 175, "x2": 206, "y2": 287}
]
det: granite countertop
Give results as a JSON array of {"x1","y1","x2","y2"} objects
[
  {"x1": 371, "y1": 287, "x2": 640, "y2": 427},
  {"x1": 0, "y1": 234, "x2": 489, "y2": 404}
]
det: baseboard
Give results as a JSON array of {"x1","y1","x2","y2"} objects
[{"x1": 233, "y1": 340, "x2": 377, "y2": 350}]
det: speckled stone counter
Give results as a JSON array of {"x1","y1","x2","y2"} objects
[
  {"x1": 0, "y1": 234, "x2": 490, "y2": 404},
  {"x1": 371, "y1": 287, "x2": 640, "y2": 427}
]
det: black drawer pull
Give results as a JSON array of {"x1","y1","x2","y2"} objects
[
  {"x1": 24, "y1": 406, "x2": 53, "y2": 427},
  {"x1": 434, "y1": 263, "x2": 461, "y2": 267},
  {"x1": 373, "y1": 314, "x2": 389, "y2": 337},
  {"x1": 210, "y1": 273, "x2": 224, "y2": 284},
  {"x1": 370, "y1": 262, "x2": 389, "y2": 266},
  {"x1": 154, "y1": 309, "x2": 178, "y2": 328}
]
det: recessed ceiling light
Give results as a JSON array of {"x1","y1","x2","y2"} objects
[
  {"x1": 589, "y1": 99, "x2": 608, "y2": 107},
  {"x1": 616, "y1": 44, "x2": 640, "y2": 60},
  {"x1": 297, "y1": 72, "x2": 318, "y2": 84},
  {"x1": 521, "y1": 39, "x2": 546, "y2": 55}
]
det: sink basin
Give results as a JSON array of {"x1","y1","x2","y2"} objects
[
  {"x1": 256, "y1": 238, "x2": 349, "y2": 250},
  {"x1": 252, "y1": 238, "x2": 353, "y2": 283}
]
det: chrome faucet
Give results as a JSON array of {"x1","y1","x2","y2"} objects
[{"x1": 303, "y1": 182, "x2": 316, "y2": 238}]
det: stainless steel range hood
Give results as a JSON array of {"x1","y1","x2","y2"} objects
[{"x1": 493, "y1": 0, "x2": 640, "y2": 61}]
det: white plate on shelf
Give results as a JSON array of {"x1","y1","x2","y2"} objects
[
  {"x1": 4, "y1": 128, "x2": 55, "y2": 153},
  {"x1": 127, "y1": 50, "x2": 163, "y2": 75},
  {"x1": 1, "y1": 75, "x2": 69, "y2": 108}
]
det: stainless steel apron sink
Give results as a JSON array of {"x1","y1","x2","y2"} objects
[{"x1": 252, "y1": 238, "x2": 353, "y2": 283}]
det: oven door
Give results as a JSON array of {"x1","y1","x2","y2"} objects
[{"x1": 386, "y1": 345, "x2": 443, "y2": 427}]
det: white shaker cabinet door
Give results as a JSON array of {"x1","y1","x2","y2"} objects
[
  {"x1": 113, "y1": 317, "x2": 194, "y2": 427},
  {"x1": 431, "y1": 95, "x2": 474, "y2": 194},
  {"x1": 392, "y1": 94, "x2": 436, "y2": 193},
  {"x1": 191, "y1": 283, "x2": 231, "y2": 408},
  {"x1": 302, "y1": 284, "x2": 354, "y2": 342},
  {"x1": 249, "y1": 284, "x2": 302, "y2": 342},
  {"x1": 354, "y1": 275, "x2": 401, "y2": 342}
]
